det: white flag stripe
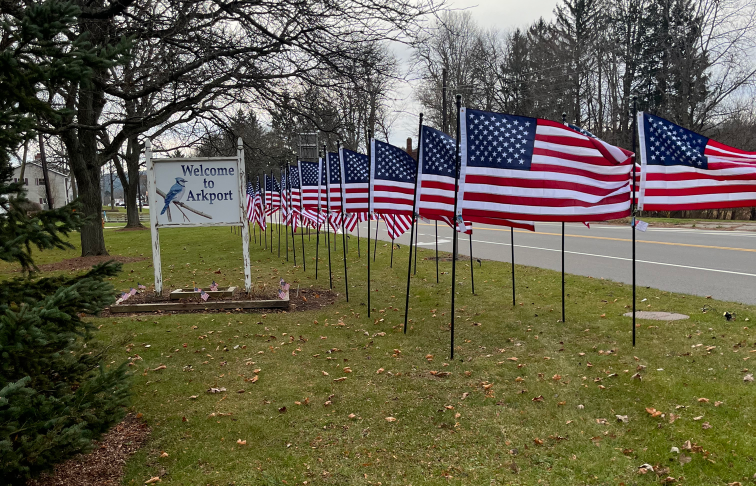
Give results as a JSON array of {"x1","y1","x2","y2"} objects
[
  {"x1": 531, "y1": 153, "x2": 632, "y2": 176},
  {"x1": 465, "y1": 166, "x2": 631, "y2": 192},
  {"x1": 463, "y1": 199, "x2": 630, "y2": 216}
]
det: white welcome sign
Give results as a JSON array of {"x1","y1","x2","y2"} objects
[{"x1": 145, "y1": 138, "x2": 251, "y2": 294}]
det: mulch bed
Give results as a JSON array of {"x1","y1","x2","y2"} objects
[
  {"x1": 32, "y1": 255, "x2": 146, "y2": 273},
  {"x1": 28, "y1": 413, "x2": 150, "y2": 486},
  {"x1": 101, "y1": 287, "x2": 337, "y2": 317}
]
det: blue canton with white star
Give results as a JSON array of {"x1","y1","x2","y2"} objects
[
  {"x1": 420, "y1": 126, "x2": 456, "y2": 176},
  {"x1": 289, "y1": 165, "x2": 300, "y2": 189},
  {"x1": 327, "y1": 153, "x2": 341, "y2": 184},
  {"x1": 568, "y1": 123, "x2": 596, "y2": 139},
  {"x1": 466, "y1": 108, "x2": 537, "y2": 170},
  {"x1": 300, "y1": 161, "x2": 320, "y2": 187},
  {"x1": 642, "y1": 113, "x2": 708, "y2": 169},
  {"x1": 265, "y1": 175, "x2": 281, "y2": 193},
  {"x1": 373, "y1": 140, "x2": 416, "y2": 183},
  {"x1": 342, "y1": 149, "x2": 369, "y2": 184}
]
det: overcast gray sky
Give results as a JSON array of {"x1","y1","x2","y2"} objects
[{"x1": 388, "y1": 0, "x2": 559, "y2": 146}]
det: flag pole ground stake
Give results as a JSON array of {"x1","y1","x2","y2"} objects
[
  {"x1": 450, "y1": 95, "x2": 462, "y2": 360},
  {"x1": 404, "y1": 113, "x2": 423, "y2": 334}
]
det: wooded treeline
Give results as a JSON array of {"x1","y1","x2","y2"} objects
[
  {"x1": 417, "y1": 0, "x2": 756, "y2": 220},
  {"x1": 5, "y1": 0, "x2": 756, "y2": 259}
]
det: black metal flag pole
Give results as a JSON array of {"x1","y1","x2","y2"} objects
[
  {"x1": 277, "y1": 177, "x2": 281, "y2": 258},
  {"x1": 450, "y1": 95, "x2": 462, "y2": 360},
  {"x1": 270, "y1": 172, "x2": 274, "y2": 253},
  {"x1": 631, "y1": 95, "x2": 638, "y2": 346},
  {"x1": 390, "y1": 214, "x2": 396, "y2": 268},
  {"x1": 315, "y1": 156, "x2": 322, "y2": 280},
  {"x1": 413, "y1": 218, "x2": 419, "y2": 275},
  {"x1": 469, "y1": 225, "x2": 475, "y2": 294},
  {"x1": 510, "y1": 227, "x2": 515, "y2": 306},
  {"x1": 560, "y1": 113, "x2": 567, "y2": 323},
  {"x1": 438, "y1": 67, "x2": 446, "y2": 284},
  {"x1": 284, "y1": 167, "x2": 289, "y2": 262},
  {"x1": 373, "y1": 215, "x2": 379, "y2": 262},
  {"x1": 324, "y1": 144, "x2": 333, "y2": 290},
  {"x1": 289, "y1": 166, "x2": 297, "y2": 267},
  {"x1": 337, "y1": 142, "x2": 349, "y2": 302},
  {"x1": 435, "y1": 221, "x2": 439, "y2": 282},
  {"x1": 562, "y1": 221, "x2": 566, "y2": 323},
  {"x1": 404, "y1": 113, "x2": 423, "y2": 334},
  {"x1": 300, "y1": 213, "x2": 306, "y2": 272},
  {"x1": 262, "y1": 175, "x2": 267, "y2": 250},
  {"x1": 367, "y1": 129, "x2": 373, "y2": 318}
]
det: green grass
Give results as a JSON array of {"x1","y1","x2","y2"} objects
[
  {"x1": 11, "y1": 225, "x2": 756, "y2": 485},
  {"x1": 613, "y1": 215, "x2": 755, "y2": 227}
]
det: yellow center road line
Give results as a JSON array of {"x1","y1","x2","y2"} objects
[{"x1": 416, "y1": 222, "x2": 756, "y2": 253}]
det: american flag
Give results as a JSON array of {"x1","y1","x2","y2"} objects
[
  {"x1": 280, "y1": 168, "x2": 289, "y2": 223},
  {"x1": 299, "y1": 160, "x2": 326, "y2": 226},
  {"x1": 382, "y1": 213, "x2": 413, "y2": 239},
  {"x1": 248, "y1": 178, "x2": 266, "y2": 231},
  {"x1": 459, "y1": 108, "x2": 634, "y2": 222},
  {"x1": 340, "y1": 148, "x2": 369, "y2": 214},
  {"x1": 245, "y1": 180, "x2": 256, "y2": 220},
  {"x1": 418, "y1": 125, "x2": 534, "y2": 232},
  {"x1": 265, "y1": 174, "x2": 281, "y2": 215},
  {"x1": 289, "y1": 164, "x2": 301, "y2": 214},
  {"x1": 637, "y1": 112, "x2": 756, "y2": 211},
  {"x1": 567, "y1": 122, "x2": 638, "y2": 215},
  {"x1": 370, "y1": 139, "x2": 416, "y2": 216},
  {"x1": 326, "y1": 152, "x2": 344, "y2": 231},
  {"x1": 287, "y1": 164, "x2": 301, "y2": 232}
]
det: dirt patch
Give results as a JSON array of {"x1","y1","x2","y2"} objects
[
  {"x1": 32, "y1": 255, "x2": 146, "y2": 273},
  {"x1": 102, "y1": 287, "x2": 337, "y2": 317},
  {"x1": 28, "y1": 413, "x2": 150, "y2": 486}
]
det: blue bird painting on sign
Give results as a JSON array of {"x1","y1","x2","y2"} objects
[{"x1": 160, "y1": 177, "x2": 187, "y2": 215}]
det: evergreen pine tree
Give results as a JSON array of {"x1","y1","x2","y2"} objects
[{"x1": 0, "y1": 1, "x2": 130, "y2": 483}]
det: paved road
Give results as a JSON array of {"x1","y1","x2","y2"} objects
[{"x1": 353, "y1": 220, "x2": 756, "y2": 305}]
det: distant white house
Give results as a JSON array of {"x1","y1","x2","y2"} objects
[{"x1": 13, "y1": 161, "x2": 73, "y2": 209}]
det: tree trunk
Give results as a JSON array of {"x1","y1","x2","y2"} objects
[
  {"x1": 114, "y1": 136, "x2": 143, "y2": 228},
  {"x1": 69, "y1": 149, "x2": 108, "y2": 256},
  {"x1": 61, "y1": 87, "x2": 109, "y2": 256}
]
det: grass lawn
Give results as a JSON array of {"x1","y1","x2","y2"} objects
[{"x1": 10, "y1": 225, "x2": 756, "y2": 485}]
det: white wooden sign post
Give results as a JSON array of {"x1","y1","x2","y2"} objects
[{"x1": 145, "y1": 138, "x2": 251, "y2": 295}]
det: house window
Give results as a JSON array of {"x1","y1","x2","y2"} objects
[{"x1": 36, "y1": 178, "x2": 44, "y2": 186}]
